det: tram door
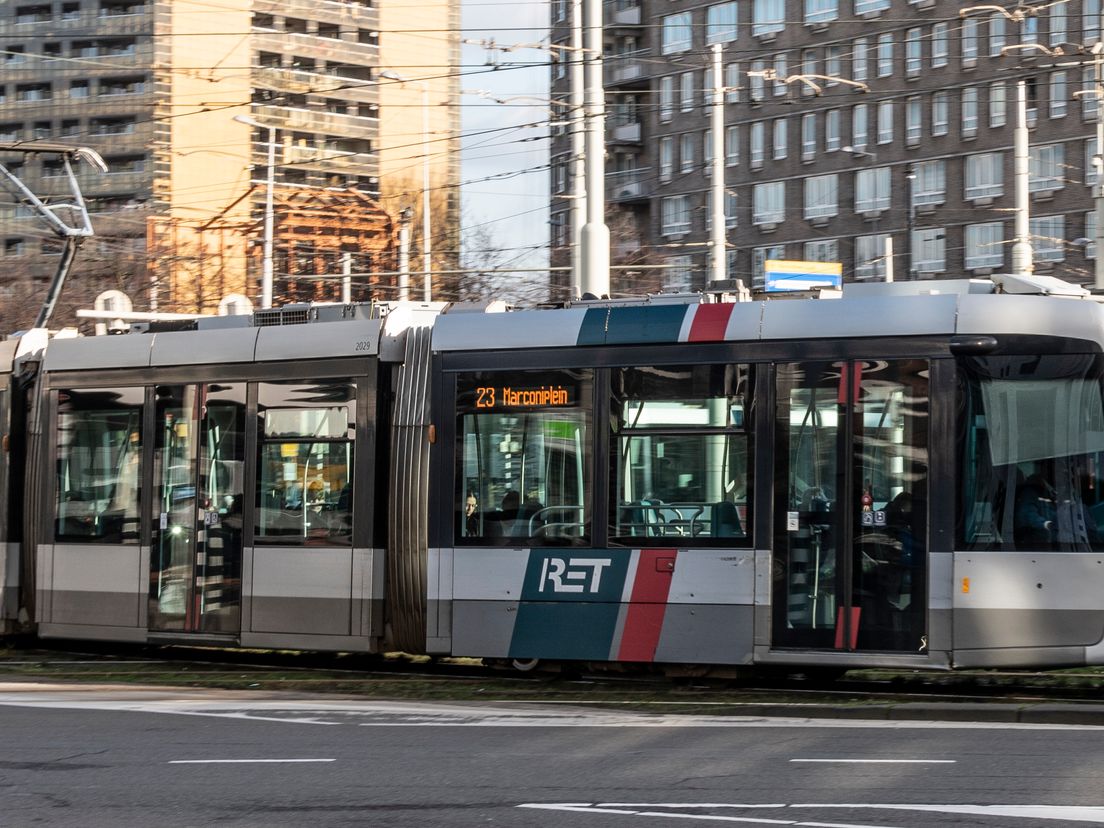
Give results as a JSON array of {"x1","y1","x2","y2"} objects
[
  {"x1": 772, "y1": 360, "x2": 929, "y2": 652},
  {"x1": 149, "y1": 384, "x2": 246, "y2": 635}
]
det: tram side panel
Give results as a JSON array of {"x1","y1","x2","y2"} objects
[{"x1": 428, "y1": 310, "x2": 760, "y2": 667}]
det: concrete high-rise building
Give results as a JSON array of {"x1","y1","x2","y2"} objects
[
  {"x1": 0, "y1": 0, "x2": 458, "y2": 330},
  {"x1": 550, "y1": 0, "x2": 1103, "y2": 299}
]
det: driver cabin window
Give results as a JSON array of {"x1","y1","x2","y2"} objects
[
  {"x1": 959, "y1": 353, "x2": 1104, "y2": 552},
  {"x1": 456, "y1": 368, "x2": 592, "y2": 545},
  {"x1": 611, "y1": 364, "x2": 752, "y2": 545}
]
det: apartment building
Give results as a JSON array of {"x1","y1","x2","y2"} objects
[
  {"x1": 549, "y1": 0, "x2": 1103, "y2": 297},
  {"x1": 0, "y1": 0, "x2": 457, "y2": 327}
]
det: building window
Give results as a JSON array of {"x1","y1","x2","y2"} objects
[
  {"x1": 932, "y1": 90, "x2": 949, "y2": 135},
  {"x1": 805, "y1": 239, "x2": 839, "y2": 262},
  {"x1": 961, "y1": 17, "x2": 979, "y2": 65},
  {"x1": 962, "y1": 87, "x2": 979, "y2": 136},
  {"x1": 852, "y1": 103, "x2": 868, "y2": 150},
  {"x1": 825, "y1": 45, "x2": 842, "y2": 82},
  {"x1": 966, "y1": 152, "x2": 1003, "y2": 199},
  {"x1": 1050, "y1": 71, "x2": 1067, "y2": 119},
  {"x1": 725, "y1": 62, "x2": 740, "y2": 103},
  {"x1": 806, "y1": 0, "x2": 838, "y2": 24},
  {"x1": 772, "y1": 118, "x2": 787, "y2": 160},
  {"x1": 990, "y1": 82, "x2": 1006, "y2": 128},
  {"x1": 1030, "y1": 215, "x2": 1066, "y2": 262},
  {"x1": 804, "y1": 173, "x2": 838, "y2": 219},
  {"x1": 931, "y1": 22, "x2": 949, "y2": 67},
  {"x1": 912, "y1": 228, "x2": 946, "y2": 272},
  {"x1": 753, "y1": 0, "x2": 785, "y2": 36},
  {"x1": 1086, "y1": 211, "x2": 1097, "y2": 259},
  {"x1": 912, "y1": 159, "x2": 946, "y2": 206},
  {"x1": 905, "y1": 28, "x2": 922, "y2": 75},
  {"x1": 661, "y1": 195, "x2": 692, "y2": 236},
  {"x1": 855, "y1": 166, "x2": 891, "y2": 212},
  {"x1": 1050, "y1": 2, "x2": 1067, "y2": 45},
  {"x1": 989, "y1": 13, "x2": 1006, "y2": 56},
  {"x1": 1029, "y1": 143, "x2": 1065, "y2": 192},
  {"x1": 706, "y1": 2, "x2": 738, "y2": 44},
  {"x1": 750, "y1": 59, "x2": 766, "y2": 101},
  {"x1": 876, "y1": 33, "x2": 893, "y2": 77},
  {"x1": 876, "y1": 100, "x2": 893, "y2": 144},
  {"x1": 1084, "y1": 67, "x2": 1099, "y2": 121},
  {"x1": 16, "y1": 83, "x2": 50, "y2": 102},
  {"x1": 1086, "y1": 137, "x2": 1098, "y2": 187},
  {"x1": 659, "y1": 76, "x2": 674, "y2": 122},
  {"x1": 680, "y1": 133, "x2": 694, "y2": 173},
  {"x1": 855, "y1": 0, "x2": 889, "y2": 14},
  {"x1": 752, "y1": 245, "x2": 785, "y2": 286},
  {"x1": 801, "y1": 113, "x2": 816, "y2": 160},
  {"x1": 750, "y1": 121, "x2": 765, "y2": 167},
  {"x1": 801, "y1": 49, "x2": 818, "y2": 96},
  {"x1": 662, "y1": 12, "x2": 693, "y2": 54},
  {"x1": 825, "y1": 108, "x2": 841, "y2": 151},
  {"x1": 853, "y1": 37, "x2": 868, "y2": 81},
  {"x1": 680, "y1": 71, "x2": 694, "y2": 112},
  {"x1": 965, "y1": 222, "x2": 1005, "y2": 269},
  {"x1": 752, "y1": 181, "x2": 785, "y2": 224},
  {"x1": 773, "y1": 53, "x2": 787, "y2": 96},
  {"x1": 664, "y1": 255, "x2": 694, "y2": 291},
  {"x1": 906, "y1": 97, "x2": 922, "y2": 143},
  {"x1": 659, "y1": 136, "x2": 673, "y2": 182},
  {"x1": 725, "y1": 191, "x2": 738, "y2": 228},
  {"x1": 703, "y1": 131, "x2": 713, "y2": 175},
  {"x1": 5, "y1": 238, "x2": 25, "y2": 256},
  {"x1": 855, "y1": 233, "x2": 890, "y2": 280},
  {"x1": 1086, "y1": 0, "x2": 1101, "y2": 42},
  {"x1": 725, "y1": 125, "x2": 739, "y2": 166}
]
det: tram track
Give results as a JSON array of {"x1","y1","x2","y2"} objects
[{"x1": 3, "y1": 640, "x2": 1104, "y2": 712}]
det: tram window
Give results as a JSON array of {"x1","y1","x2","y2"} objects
[
  {"x1": 55, "y1": 387, "x2": 143, "y2": 543},
  {"x1": 611, "y1": 364, "x2": 752, "y2": 545},
  {"x1": 959, "y1": 354, "x2": 1104, "y2": 552},
  {"x1": 255, "y1": 380, "x2": 356, "y2": 545},
  {"x1": 456, "y1": 368, "x2": 592, "y2": 545}
]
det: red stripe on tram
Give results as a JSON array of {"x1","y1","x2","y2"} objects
[
  {"x1": 617, "y1": 549, "x2": 678, "y2": 662},
  {"x1": 686, "y1": 303, "x2": 734, "y2": 342}
]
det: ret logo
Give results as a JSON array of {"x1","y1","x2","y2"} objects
[{"x1": 537, "y1": 557, "x2": 613, "y2": 594}]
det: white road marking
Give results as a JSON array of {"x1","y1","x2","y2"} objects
[
  {"x1": 520, "y1": 803, "x2": 1104, "y2": 825},
  {"x1": 165, "y1": 763, "x2": 333, "y2": 768},
  {"x1": 786, "y1": 763, "x2": 958, "y2": 768},
  {"x1": 0, "y1": 693, "x2": 1101, "y2": 731}
]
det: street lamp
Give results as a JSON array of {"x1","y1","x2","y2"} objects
[
  {"x1": 841, "y1": 145, "x2": 877, "y2": 161},
  {"x1": 381, "y1": 70, "x2": 432, "y2": 302},
  {"x1": 234, "y1": 113, "x2": 276, "y2": 309}
]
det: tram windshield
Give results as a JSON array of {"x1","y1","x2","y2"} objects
[
  {"x1": 959, "y1": 353, "x2": 1104, "y2": 551},
  {"x1": 611, "y1": 364, "x2": 751, "y2": 544},
  {"x1": 455, "y1": 368, "x2": 591, "y2": 545}
]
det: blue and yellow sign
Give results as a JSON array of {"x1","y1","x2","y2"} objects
[{"x1": 764, "y1": 259, "x2": 843, "y2": 292}]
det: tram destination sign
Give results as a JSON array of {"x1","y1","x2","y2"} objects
[
  {"x1": 473, "y1": 383, "x2": 575, "y2": 411},
  {"x1": 763, "y1": 259, "x2": 843, "y2": 293}
]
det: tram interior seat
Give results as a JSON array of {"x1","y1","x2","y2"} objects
[{"x1": 711, "y1": 500, "x2": 744, "y2": 538}]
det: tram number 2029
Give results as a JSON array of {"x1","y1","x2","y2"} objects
[{"x1": 475, "y1": 386, "x2": 495, "y2": 408}]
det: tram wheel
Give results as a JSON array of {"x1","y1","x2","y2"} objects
[{"x1": 511, "y1": 658, "x2": 540, "y2": 672}]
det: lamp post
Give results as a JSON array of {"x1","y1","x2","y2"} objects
[
  {"x1": 234, "y1": 113, "x2": 276, "y2": 309},
  {"x1": 381, "y1": 70, "x2": 432, "y2": 302}
]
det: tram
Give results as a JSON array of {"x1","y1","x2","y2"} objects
[{"x1": 5, "y1": 272, "x2": 1104, "y2": 672}]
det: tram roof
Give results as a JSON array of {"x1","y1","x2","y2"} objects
[
  {"x1": 42, "y1": 301, "x2": 442, "y2": 372},
  {"x1": 431, "y1": 276, "x2": 1104, "y2": 353}
]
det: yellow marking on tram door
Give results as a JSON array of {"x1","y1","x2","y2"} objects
[{"x1": 962, "y1": 577, "x2": 970, "y2": 594}]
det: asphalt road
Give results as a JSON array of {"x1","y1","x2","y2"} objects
[{"x1": 2, "y1": 685, "x2": 1104, "y2": 827}]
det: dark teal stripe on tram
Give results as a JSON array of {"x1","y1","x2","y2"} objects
[{"x1": 577, "y1": 305, "x2": 689, "y2": 346}]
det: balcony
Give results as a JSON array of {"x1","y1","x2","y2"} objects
[
  {"x1": 604, "y1": 0, "x2": 641, "y2": 26},
  {"x1": 606, "y1": 51, "x2": 649, "y2": 86},
  {"x1": 608, "y1": 167, "x2": 650, "y2": 202},
  {"x1": 609, "y1": 117, "x2": 642, "y2": 144},
  {"x1": 253, "y1": 66, "x2": 378, "y2": 104}
]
